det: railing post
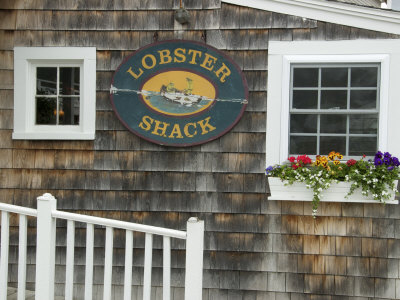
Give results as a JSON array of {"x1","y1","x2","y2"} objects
[
  {"x1": 35, "y1": 193, "x2": 57, "y2": 300},
  {"x1": 184, "y1": 217, "x2": 204, "y2": 300}
]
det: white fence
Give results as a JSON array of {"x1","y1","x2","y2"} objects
[{"x1": 0, "y1": 193, "x2": 204, "y2": 300}]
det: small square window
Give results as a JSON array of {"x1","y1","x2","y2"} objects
[{"x1": 13, "y1": 47, "x2": 96, "y2": 140}]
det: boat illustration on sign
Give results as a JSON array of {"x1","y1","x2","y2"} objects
[
  {"x1": 110, "y1": 70, "x2": 247, "y2": 117},
  {"x1": 160, "y1": 78, "x2": 206, "y2": 107}
]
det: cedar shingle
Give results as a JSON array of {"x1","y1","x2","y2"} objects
[
  {"x1": 232, "y1": 112, "x2": 266, "y2": 133},
  {"x1": 0, "y1": 10, "x2": 16, "y2": 30},
  {"x1": 0, "y1": 30, "x2": 15, "y2": 50},
  {"x1": 0, "y1": 70, "x2": 13, "y2": 90},
  {"x1": 0, "y1": 90, "x2": 13, "y2": 109},
  {"x1": 336, "y1": 237, "x2": 362, "y2": 256},
  {"x1": 13, "y1": 149, "x2": 35, "y2": 169},
  {"x1": 293, "y1": 28, "x2": 312, "y2": 41},
  {"x1": 353, "y1": 276, "x2": 375, "y2": 297},
  {"x1": 246, "y1": 91, "x2": 267, "y2": 112},
  {"x1": 244, "y1": 153, "x2": 264, "y2": 173},
  {"x1": 202, "y1": 0, "x2": 220, "y2": 9},
  {"x1": 228, "y1": 153, "x2": 245, "y2": 173},
  {"x1": 41, "y1": 31, "x2": 66, "y2": 46},
  {"x1": 0, "y1": 109, "x2": 13, "y2": 129},
  {"x1": 188, "y1": 10, "x2": 220, "y2": 30},
  {"x1": 238, "y1": 132, "x2": 265, "y2": 153},
  {"x1": 326, "y1": 23, "x2": 351, "y2": 40},
  {"x1": 244, "y1": 71, "x2": 267, "y2": 91},
  {"x1": 242, "y1": 51, "x2": 268, "y2": 71},
  {"x1": 304, "y1": 274, "x2": 335, "y2": 294},
  {"x1": 268, "y1": 28, "x2": 293, "y2": 41},
  {"x1": 243, "y1": 173, "x2": 267, "y2": 193},
  {"x1": 96, "y1": 71, "x2": 113, "y2": 91}
]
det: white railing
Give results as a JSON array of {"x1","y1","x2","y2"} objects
[{"x1": 0, "y1": 193, "x2": 204, "y2": 300}]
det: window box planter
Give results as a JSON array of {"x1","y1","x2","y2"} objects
[{"x1": 268, "y1": 177, "x2": 398, "y2": 204}]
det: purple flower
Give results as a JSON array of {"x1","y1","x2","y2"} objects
[
  {"x1": 387, "y1": 166, "x2": 394, "y2": 171},
  {"x1": 392, "y1": 157, "x2": 400, "y2": 167},
  {"x1": 374, "y1": 157, "x2": 383, "y2": 166},
  {"x1": 384, "y1": 157, "x2": 392, "y2": 165},
  {"x1": 384, "y1": 152, "x2": 392, "y2": 158},
  {"x1": 375, "y1": 151, "x2": 383, "y2": 159},
  {"x1": 265, "y1": 166, "x2": 274, "y2": 175}
]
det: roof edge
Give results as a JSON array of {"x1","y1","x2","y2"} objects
[{"x1": 222, "y1": 0, "x2": 400, "y2": 35}]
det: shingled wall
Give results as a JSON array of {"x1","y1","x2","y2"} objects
[{"x1": 0, "y1": 0, "x2": 400, "y2": 299}]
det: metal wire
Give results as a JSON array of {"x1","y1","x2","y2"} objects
[{"x1": 110, "y1": 85, "x2": 248, "y2": 104}]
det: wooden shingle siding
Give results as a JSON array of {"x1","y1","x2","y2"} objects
[{"x1": 1, "y1": 1, "x2": 400, "y2": 299}]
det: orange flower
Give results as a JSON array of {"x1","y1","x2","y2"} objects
[{"x1": 328, "y1": 151, "x2": 336, "y2": 161}]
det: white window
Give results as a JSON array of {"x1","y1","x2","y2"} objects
[
  {"x1": 266, "y1": 39, "x2": 400, "y2": 166},
  {"x1": 13, "y1": 47, "x2": 96, "y2": 140}
]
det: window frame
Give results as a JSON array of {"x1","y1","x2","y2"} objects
[
  {"x1": 13, "y1": 47, "x2": 96, "y2": 140},
  {"x1": 265, "y1": 40, "x2": 400, "y2": 167}
]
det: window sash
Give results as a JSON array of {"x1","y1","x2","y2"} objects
[
  {"x1": 288, "y1": 63, "x2": 380, "y2": 157},
  {"x1": 33, "y1": 64, "x2": 81, "y2": 126}
]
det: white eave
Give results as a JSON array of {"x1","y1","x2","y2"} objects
[{"x1": 222, "y1": 0, "x2": 400, "y2": 35}]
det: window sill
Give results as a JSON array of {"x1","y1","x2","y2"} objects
[
  {"x1": 268, "y1": 177, "x2": 398, "y2": 204},
  {"x1": 12, "y1": 131, "x2": 95, "y2": 140}
]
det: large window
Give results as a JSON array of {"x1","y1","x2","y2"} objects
[
  {"x1": 13, "y1": 47, "x2": 96, "y2": 140},
  {"x1": 289, "y1": 64, "x2": 380, "y2": 157},
  {"x1": 266, "y1": 40, "x2": 400, "y2": 166}
]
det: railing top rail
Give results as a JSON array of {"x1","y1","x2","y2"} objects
[
  {"x1": 0, "y1": 203, "x2": 37, "y2": 217},
  {"x1": 52, "y1": 210, "x2": 187, "y2": 240}
]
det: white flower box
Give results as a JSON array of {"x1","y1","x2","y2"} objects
[{"x1": 268, "y1": 177, "x2": 398, "y2": 204}]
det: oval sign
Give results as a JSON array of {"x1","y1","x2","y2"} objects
[{"x1": 110, "y1": 40, "x2": 248, "y2": 147}]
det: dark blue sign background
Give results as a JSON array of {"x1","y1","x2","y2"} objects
[{"x1": 110, "y1": 40, "x2": 248, "y2": 147}]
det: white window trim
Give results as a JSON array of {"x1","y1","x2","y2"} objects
[
  {"x1": 266, "y1": 39, "x2": 400, "y2": 167},
  {"x1": 13, "y1": 47, "x2": 96, "y2": 140},
  {"x1": 221, "y1": 0, "x2": 400, "y2": 35}
]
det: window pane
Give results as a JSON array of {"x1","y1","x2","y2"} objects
[
  {"x1": 290, "y1": 114, "x2": 317, "y2": 133},
  {"x1": 60, "y1": 67, "x2": 80, "y2": 95},
  {"x1": 321, "y1": 90, "x2": 347, "y2": 109},
  {"x1": 349, "y1": 137, "x2": 377, "y2": 156},
  {"x1": 36, "y1": 67, "x2": 57, "y2": 95},
  {"x1": 292, "y1": 90, "x2": 318, "y2": 109},
  {"x1": 320, "y1": 114, "x2": 347, "y2": 133},
  {"x1": 290, "y1": 136, "x2": 317, "y2": 154},
  {"x1": 321, "y1": 68, "x2": 348, "y2": 87},
  {"x1": 293, "y1": 68, "x2": 318, "y2": 87},
  {"x1": 351, "y1": 67, "x2": 378, "y2": 87},
  {"x1": 349, "y1": 114, "x2": 378, "y2": 134},
  {"x1": 59, "y1": 97, "x2": 80, "y2": 125},
  {"x1": 350, "y1": 90, "x2": 377, "y2": 109},
  {"x1": 36, "y1": 97, "x2": 57, "y2": 124},
  {"x1": 320, "y1": 136, "x2": 346, "y2": 155}
]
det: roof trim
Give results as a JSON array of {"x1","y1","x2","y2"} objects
[{"x1": 221, "y1": 0, "x2": 400, "y2": 35}]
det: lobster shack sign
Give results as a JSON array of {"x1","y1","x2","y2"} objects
[{"x1": 110, "y1": 40, "x2": 248, "y2": 147}]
